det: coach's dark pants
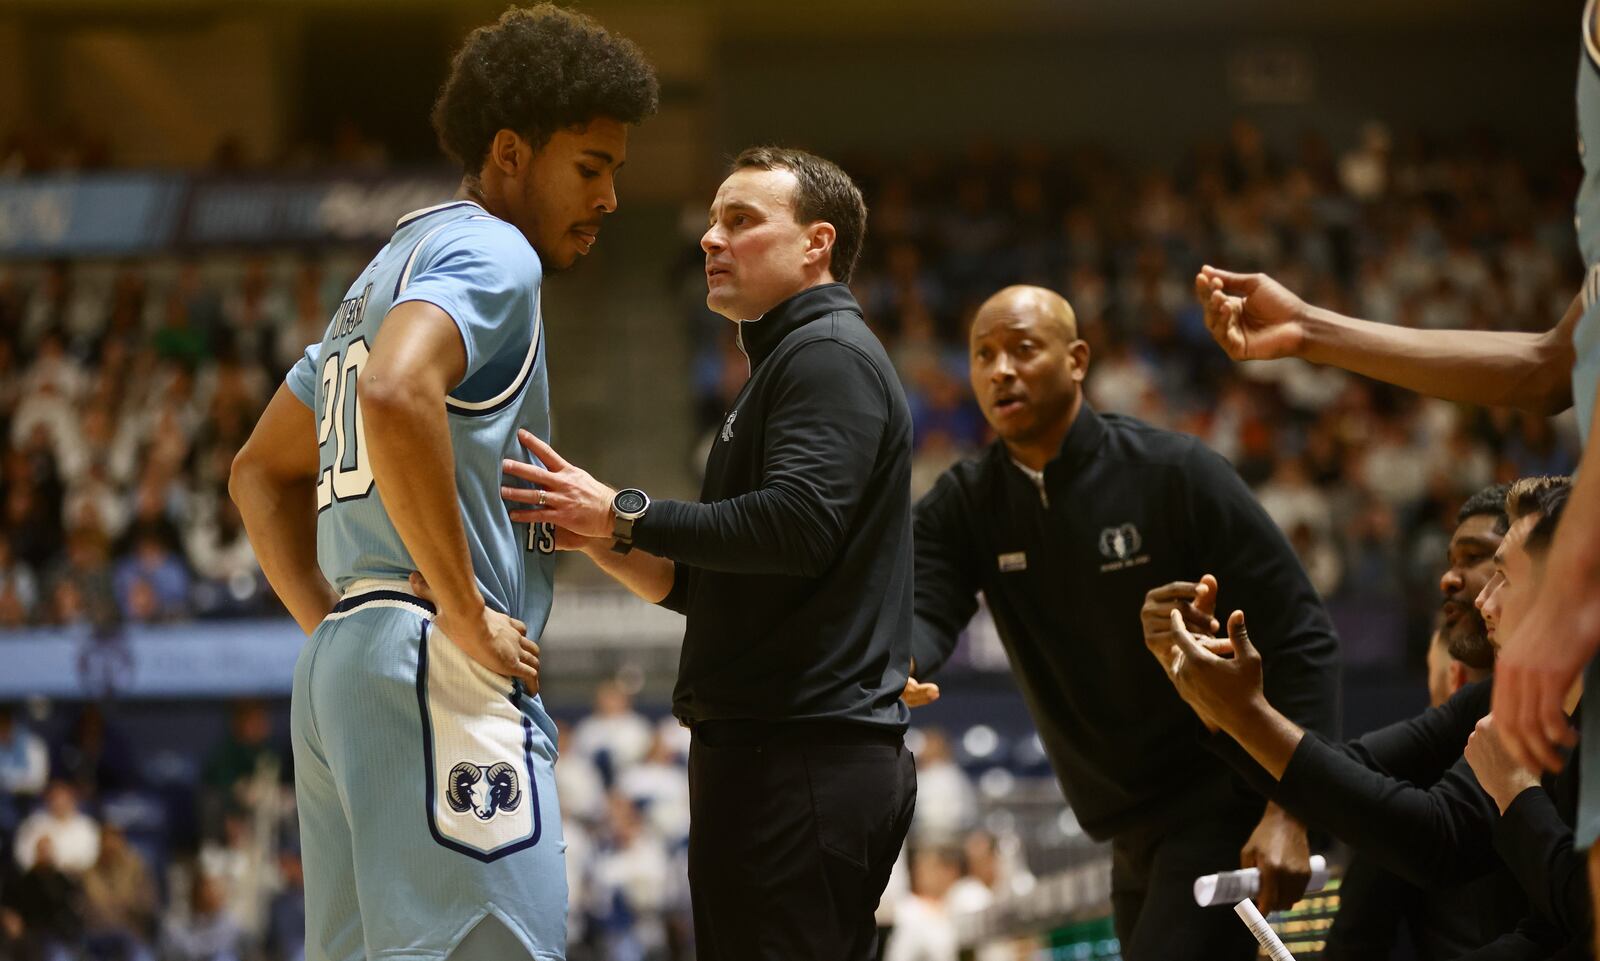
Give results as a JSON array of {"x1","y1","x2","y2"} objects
[
  {"x1": 686, "y1": 720, "x2": 916, "y2": 961},
  {"x1": 1110, "y1": 803, "x2": 1262, "y2": 961}
]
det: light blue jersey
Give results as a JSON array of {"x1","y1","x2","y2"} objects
[
  {"x1": 1575, "y1": 0, "x2": 1600, "y2": 441},
  {"x1": 283, "y1": 200, "x2": 567, "y2": 961},
  {"x1": 286, "y1": 199, "x2": 557, "y2": 636},
  {"x1": 1571, "y1": 0, "x2": 1600, "y2": 855}
]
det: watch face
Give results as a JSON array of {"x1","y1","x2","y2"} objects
[{"x1": 615, "y1": 490, "x2": 647, "y2": 515}]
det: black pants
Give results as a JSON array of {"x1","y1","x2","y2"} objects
[
  {"x1": 686, "y1": 720, "x2": 916, "y2": 961},
  {"x1": 1109, "y1": 804, "x2": 1262, "y2": 961}
]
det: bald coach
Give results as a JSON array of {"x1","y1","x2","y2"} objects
[{"x1": 906, "y1": 285, "x2": 1341, "y2": 961}]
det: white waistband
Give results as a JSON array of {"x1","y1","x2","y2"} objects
[{"x1": 327, "y1": 578, "x2": 434, "y2": 621}]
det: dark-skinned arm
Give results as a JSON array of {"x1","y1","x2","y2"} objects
[
  {"x1": 1199, "y1": 268, "x2": 1578, "y2": 416},
  {"x1": 361, "y1": 300, "x2": 539, "y2": 686},
  {"x1": 230, "y1": 384, "x2": 337, "y2": 634}
]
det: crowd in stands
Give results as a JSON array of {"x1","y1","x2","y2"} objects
[
  {"x1": 0, "y1": 682, "x2": 1037, "y2": 961},
  {"x1": 0, "y1": 699, "x2": 302, "y2": 961}
]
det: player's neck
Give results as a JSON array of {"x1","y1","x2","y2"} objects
[{"x1": 455, "y1": 177, "x2": 493, "y2": 214}]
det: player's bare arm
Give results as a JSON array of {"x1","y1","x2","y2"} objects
[
  {"x1": 1494, "y1": 388, "x2": 1600, "y2": 772},
  {"x1": 502, "y1": 430, "x2": 674, "y2": 603},
  {"x1": 362, "y1": 299, "x2": 540, "y2": 687},
  {"x1": 1197, "y1": 265, "x2": 1578, "y2": 416},
  {"x1": 230, "y1": 384, "x2": 340, "y2": 634}
]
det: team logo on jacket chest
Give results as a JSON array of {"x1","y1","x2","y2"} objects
[
  {"x1": 1097, "y1": 523, "x2": 1150, "y2": 573},
  {"x1": 721, "y1": 409, "x2": 739, "y2": 443}
]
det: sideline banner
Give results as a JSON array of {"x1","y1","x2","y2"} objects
[{"x1": 0, "y1": 171, "x2": 458, "y2": 256}]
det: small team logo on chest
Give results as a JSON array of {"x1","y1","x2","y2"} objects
[
  {"x1": 721, "y1": 409, "x2": 739, "y2": 443},
  {"x1": 1097, "y1": 523, "x2": 1151, "y2": 573}
]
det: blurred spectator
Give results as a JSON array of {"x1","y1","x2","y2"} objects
[
  {"x1": 158, "y1": 874, "x2": 242, "y2": 961},
  {"x1": 112, "y1": 523, "x2": 192, "y2": 623},
  {"x1": 54, "y1": 704, "x2": 142, "y2": 798},
  {"x1": 82, "y1": 823, "x2": 158, "y2": 961},
  {"x1": 910, "y1": 729, "x2": 977, "y2": 843},
  {"x1": 0, "y1": 705, "x2": 49, "y2": 801},
  {"x1": 198, "y1": 810, "x2": 272, "y2": 941},
  {"x1": 554, "y1": 718, "x2": 607, "y2": 827},
  {"x1": 588, "y1": 793, "x2": 670, "y2": 961},
  {"x1": 264, "y1": 850, "x2": 305, "y2": 961},
  {"x1": 572, "y1": 681, "x2": 653, "y2": 786},
  {"x1": 883, "y1": 846, "x2": 966, "y2": 961},
  {"x1": 200, "y1": 702, "x2": 278, "y2": 805},
  {"x1": 2, "y1": 835, "x2": 86, "y2": 961},
  {"x1": 45, "y1": 526, "x2": 117, "y2": 627},
  {"x1": 616, "y1": 732, "x2": 691, "y2": 844},
  {"x1": 15, "y1": 781, "x2": 100, "y2": 875}
]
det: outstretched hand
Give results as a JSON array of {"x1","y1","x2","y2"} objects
[
  {"x1": 1166, "y1": 608, "x2": 1264, "y2": 735},
  {"x1": 502, "y1": 430, "x2": 616, "y2": 539},
  {"x1": 1195, "y1": 266, "x2": 1310, "y2": 362}
]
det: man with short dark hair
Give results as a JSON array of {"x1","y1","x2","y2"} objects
[
  {"x1": 1326, "y1": 485, "x2": 1507, "y2": 960},
  {"x1": 512, "y1": 146, "x2": 915, "y2": 959}
]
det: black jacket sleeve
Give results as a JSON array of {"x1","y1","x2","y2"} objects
[
  {"x1": 909, "y1": 472, "x2": 982, "y2": 678},
  {"x1": 1179, "y1": 442, "x2": 1340, "y2": 739},
  {"x1": 632, "y1": 340, "x2": 889, "y2": 576},
  {"x1": 1495, "y1": 787, "x2": 1589, "y2": 939},
  {"x1": 1270, "y1": 741, "x2": 1500, "y2": 886},
  {"x1": 1339, "y1": 680, "x2": 1492, "y2": 786},
  {"x1": 1207, "y1": 681, "x2": 1490, "y2": 801},
  {"x1": 1453, "y1": 916, "x2": 1580, "y2": 960}
]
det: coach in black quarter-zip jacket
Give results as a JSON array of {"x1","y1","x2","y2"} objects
[
  {"x1": 504, "y1": 147, "x2": 915, "y2": 961},
  {"x1": 907, "y1": 285, "x2": 1340, "y2": 961}
]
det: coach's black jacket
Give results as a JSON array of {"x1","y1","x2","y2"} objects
[
  {"x1": 633, "y1": 283, "x2": 913, "y2": 731},
  {"x1": 911, "y1": 404, "x2": 1339, "y2": 840}
]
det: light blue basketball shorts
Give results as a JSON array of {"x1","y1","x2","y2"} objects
[{"x1": 290, "y1": 579, "x2": 567, "y2": 961}]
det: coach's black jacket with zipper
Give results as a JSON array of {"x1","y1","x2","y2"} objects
[
  {"x1": 632, "y1": 282, "x2": 913, "y2": 732},
  {"x1": 910, "y1": 404, "x2": 1340, "y2": 841}
]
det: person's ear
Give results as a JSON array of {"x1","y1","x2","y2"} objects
[
  {"x1": 485, "y1": 129, "x2": 532, "y2": 179},
  {"x1": 805, "y1": 222, "x2": 837, "y2": 275},
  {"x1": 1068, "y1": 338, "x2": 1092, "y2": 383}
]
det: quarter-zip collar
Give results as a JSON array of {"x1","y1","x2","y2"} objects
[
  {"x1": 995, "y1": 400, "x2": 1108, "y2": 507},
  {"x1": 735, "y1": 282, "x2": 861, "y2": 371}
]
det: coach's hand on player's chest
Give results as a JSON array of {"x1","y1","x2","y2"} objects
[{"x1": 501, "y1": 428, "x2": 616, "y2": 539}]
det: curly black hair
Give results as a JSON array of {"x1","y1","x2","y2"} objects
[{"x1": 431, "y1": 4, "x2": 659, "y2": 174}]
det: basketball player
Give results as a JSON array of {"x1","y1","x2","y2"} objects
[{"x1": 228, "y1": 8, "x2": 657, "y2": 960}]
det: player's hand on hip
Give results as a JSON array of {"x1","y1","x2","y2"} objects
[
  {"x1": 1195, "y1": 265, "x2": 1308, "y2": 362},
  {"x1": 1140, "y1": 575, "x2": 1221, "y2": 670},
  {"x1": 1241, "y1": 802, "x2": 1312, "y2": 913},
  {"x1": 903, "y1": 676, "x2": 940, "y2": 708},
  {"x1": 502, "y1": 428, "x2": 616, "y2": 538},
  {"x1": 409, "y1": 572, "x2": 541, "y2": 690}
]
